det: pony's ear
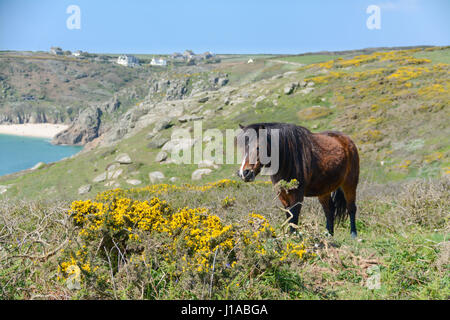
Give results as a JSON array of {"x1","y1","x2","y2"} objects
[{"x1": 239, "y1": 124, "x2": 244, "y2": 129}]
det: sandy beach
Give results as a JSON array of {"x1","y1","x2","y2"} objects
[{"x1": 0, "y1": 123, "x2": 69, "y2": 139}]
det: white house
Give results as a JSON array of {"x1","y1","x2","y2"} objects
[
  {"x1": 247, "y1": 58, "x2": 254, "y2": 64},
  {"x1": 150, "y1": 58, "x2": 167, "y2": 66},
  {"x1": 117, "y1": 55, "x2": 140, "y2": 67},
  {"x1": 50, "y1": 47, "x2": 63, "y2": 55},
  {"x1": 72, "y1": 50, "x2": 83, "y2": 57}
]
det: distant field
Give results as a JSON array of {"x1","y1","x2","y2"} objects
[
  {"x1": 219, "y1": 54, "x2": 277, "y2": 62},
  {"x1": 413, "y1": 48, "x2": 450, "y2": 64},
  {"x1": 273, "y1": 54, "x2": 342, "y2": 64}
]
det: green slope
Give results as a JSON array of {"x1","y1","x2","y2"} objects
[{"x1": 1, "y1": 46, "x2": 448, "y2": 200}]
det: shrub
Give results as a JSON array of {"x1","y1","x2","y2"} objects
[{"x1": 59, "y1": 188, "x2": 313, "y2": 298}]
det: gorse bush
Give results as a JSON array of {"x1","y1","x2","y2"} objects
[{"x1": 59, "y1": 185, "x2": 312, "y2": 298}]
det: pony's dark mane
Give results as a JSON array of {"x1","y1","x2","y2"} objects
[{"x1": 242, "y1": 122, "x2": 314, "y2": 187}]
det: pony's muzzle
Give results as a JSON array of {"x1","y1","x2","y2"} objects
[{"x1": 239, "y1": 169, "x2": 255, "y2": 182}]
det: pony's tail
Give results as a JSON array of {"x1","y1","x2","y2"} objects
[{"x1": 332, "y1": 188, "x2": 348, "y2": 223}]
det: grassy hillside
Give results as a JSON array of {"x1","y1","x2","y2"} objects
[
  {"x1": 0, "y1": 178, "x2": 448, "y2": 299},
  {"x1": 0, "y1": 52, "x2": 156, "y2": 122},
  {"x1": 0, "y1": 46, "x2": 449, "y2": 300},
  {"x1": 1, "y1": 46, "x2": 449, "y2": 199}
]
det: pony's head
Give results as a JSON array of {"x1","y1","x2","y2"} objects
[
  {"x1": 236, "y1": 124, "x2": 267, "y2": 182},
  {"x1": 236, "y1": 122, "x2": 313, "y2": 184}
]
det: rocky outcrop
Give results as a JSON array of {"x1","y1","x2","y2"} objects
[
  {"x1": 0, "y1": 185, "x2": 8, "y2": 195},
  {"x1": 155, "y1": 151, "x2": 168, "y2": 162},
  {"x1": 50, "y1": 70, "x2": 229, "y2": 147},
  {"x1": 149, "y1": 171, "x2": 165, "y2": 183},
  {"x1": 148, "y1": 78, "x2": 189, "y2": 101},
  {"x1": 93, "y1": 172, "x2": 107, "y2": 183},
  {"x1": 0, "y1": 106, "x2": 68, "y2": 125},
  {"x1": 284, "y1": 82, "x2": 299, "y2": 95},
  {"x1": 107, "y1": 168, "x2": 123, "y2": 180},
  {"x1": 126, "y1": 179, "x2": 142, "y2": 186},
  {"x1": 153, "y1": 118, "x2": 173, "y2": 132},
  {"x1": 78, "y1": 184, "x2": 91, "y2": 195},
  {"x1": 147, "y1": 136, "x2": 170, "y2": 149},
  {"x1": 192, "y1": 169, "x2": 212, "y2": 180},
  {"x1": 115, "y1": 153, "x2": 132, "y2": 164},
  {"x1": 52, "y1": 107, "x2": 102, "y2": 145}
]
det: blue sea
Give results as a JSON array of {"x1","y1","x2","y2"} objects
[{"x1": 0, "y1": 134, "x2": 82, "y2": 176}]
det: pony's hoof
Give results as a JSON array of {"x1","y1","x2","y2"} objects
[
  {"x1": 289, "y1": 227, "x2": 297, "y2": 234},
  {"x1": 351, "y1": 232, "x2": 357, "y2": 240}
]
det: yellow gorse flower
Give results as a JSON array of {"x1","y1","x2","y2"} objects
[
  {"x1": 67, "y1": 193, "x2": 236, "y2": 273},
  {"x1": 62, "y1": 179, "x2": 312, "y2": 280},
  {"x1": 279, "y1": 242, "x2": 307, "y2": 261}
]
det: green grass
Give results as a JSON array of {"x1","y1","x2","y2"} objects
[
  {"x1": 0, "y1": 46, "x2": 449, "y2": 299},
  {"x1": 2, "y1": 47, "x2": 449, "y2": 200},
  {"x1": 0, "y1": 178, "x2": 448, "y2": 299},
  {"x1": 413, "y1": 47, "x2": 450, "y2": 64},
  {"x1": 274, "y1": 54, "x2": 341, "y2": 65},
  {"x1": 224, "y1": 59, "x2": 298, "y2": 84}
]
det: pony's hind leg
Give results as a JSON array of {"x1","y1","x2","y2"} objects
[
  {"x1": 348, "y1": 202, "x2": 357, "y2": 239},
  {"x1": 342, "y1": 184, "x2": 358, "y2": 239},
  {"x1": 318, "y1": 194, "x2": 335, "y2": 236}
]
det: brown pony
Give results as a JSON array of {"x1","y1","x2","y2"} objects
[{"x1": 237, "y1": 123, "x2": 360, "y2": 238}]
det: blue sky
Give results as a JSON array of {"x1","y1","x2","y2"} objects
[{"x1": 0, "y1": 0, "x2": 448, "y2": 54}]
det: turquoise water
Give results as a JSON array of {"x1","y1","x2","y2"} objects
[{"x1": 0, "y1": 134, "x2": 82, "y2": 176}]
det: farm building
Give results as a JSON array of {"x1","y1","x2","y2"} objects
[
  {"x1": 150, "y1": 58, "x2": 167, "y2": 66},
  {"x1": 50, "y1": 47, "x2": 63, "y2": 55},
  {"x1": 117, "y1": 55, "x2": 140, "y2": 67}
]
